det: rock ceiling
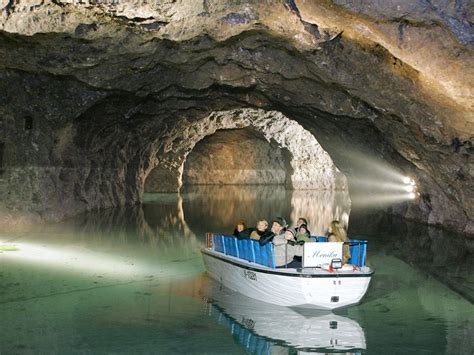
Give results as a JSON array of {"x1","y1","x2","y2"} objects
[{"x1": 0, "y1": 0, "x2": 472, "y2": 233}]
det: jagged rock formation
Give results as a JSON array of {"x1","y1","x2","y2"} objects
[
  {"x1": 0, "y1": 0, "x2": 472, "y2": 233},
  {"x1": 145, "y1": 109, "x2": 346, "y2": 192},
  {"x1": 181, "y1": 128, "x2": 291, "y2": 187}
]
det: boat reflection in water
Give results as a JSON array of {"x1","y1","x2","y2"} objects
[{"x1": 203, "y1": 280, "x2": 366, "y2": 354}]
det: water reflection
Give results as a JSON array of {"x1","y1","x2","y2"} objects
[
  {"x1": 202, "y1": 280, "x2": 366, "y2": 354},
  {"x1": 180, "y1": 185, "x2": 351, "y2": 235},
  {"x1": 348, "y1": 211, "x2": 474, "y2": 303},
  {"x1": 59, "y1": 196, "x2": 201, "y2": 257},
  {"x1": 48, "y1": 188, "x2": 472, "y2": 302},
  {"x1": 1, "y1": 187, "x2": 473, "y2": 354}
]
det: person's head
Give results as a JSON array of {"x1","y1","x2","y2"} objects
[
  {"x1": 271, "y1": 217, "x2": 287, "y2": 234},
  {"x1": 297, "y1": 217, "x2": 308, "y2": 228},
  {"x1": 235, "y1": 221, "x2": 246, "y2": 233},
  {"x1": 329, "y1": 220, "x2": 347, "y2": 240},
  {"x1": 298, "y1": 224, "x2": 309, "y2": 235},
  {"x1": 256, "y1": 219, "x2": 268, "y2": 232},
  {"x1": 285, "y1": 229, "x2": 295, "y2": 240}
]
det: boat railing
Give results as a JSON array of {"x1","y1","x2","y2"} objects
[
  {"x1": 307, "y1": 237, "x2": 368, "y2": 267},
  {"x1": 206, "y1": 233, "x2": 368, "y2": 268},
  {"x1": 347, "y1": 240, "x2": 368, "y2": 267},
  {"x1": 207, "y1": 233, "x2": 276, "y2": 269}
]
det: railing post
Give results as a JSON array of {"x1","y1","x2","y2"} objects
[
  {"x1": 234, "y1": 238, "x2": 239, "y2": 258},
  {"x1": 358, "y1": 241, "x2": 361, "y2": 266},
  {"x1": 206, "y1": 233, "x2": 213, "y2": 249}
]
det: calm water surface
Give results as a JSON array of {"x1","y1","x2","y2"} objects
[{"x1": 1, "y1": 186, "x2": 473, "y2": 354}]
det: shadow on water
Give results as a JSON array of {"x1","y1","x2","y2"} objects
[
  {"x1": 0, "y1": 186, "x2": 473, "y2": 354},
  {"x1": 348, "y1": 210, "x2": 474, "y2": 304}
]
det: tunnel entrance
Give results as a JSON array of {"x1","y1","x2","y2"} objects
[
  {"x1": 182, "y1": 128, "x2": 292, "y2": 187},
  {"x1": 143, "y1": 108, "x2": 348, "y2": 194}
]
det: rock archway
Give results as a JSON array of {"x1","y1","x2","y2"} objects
[
  {"x1": 143, "y1": 108, "x2": 347, "y2": 193},
  {"x1": 0, "y1": 0, "x2": 472, "y2": 234}
]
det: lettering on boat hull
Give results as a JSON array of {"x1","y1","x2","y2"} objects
[{"x1": 243, "y1": 270, "x2": 257, "y2": 281}]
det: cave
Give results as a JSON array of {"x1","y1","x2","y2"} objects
[
  {"x1": 181, "y1": 128, "x2": 293, "y2": 187},
  {"x1": 0, "y1": 1, "x2": 473, "y2": 352},
  {"x1": 0, "y1": 1, "x2": 472, "y2": 235},
  {"x1": 143, "y1": 110, "x2": 347, "y2": 192}
]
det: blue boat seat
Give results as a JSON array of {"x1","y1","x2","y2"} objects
[
  {"x1": 349, "y1": 239, "x2": 367, "y2": 267},
  {"x1": 228, "y1": 237, "x2": 238, "y2": 258},
  {"x1": 211, "y1": 234, "x2": 275, "y2": 269},
  {"x1": 240, "y1": 239, "x2": 253, "y2": 262},
  {"x1": 214, "y1": 235, "x2": 225, "y2": 253},
  {"x1": 310, "y1": 236, "x2": 328, "y2": 242},
  {"x1": 212, "y1": 234, "x2": 366, "y2": 269},
  {"x1": 259, "y1": 242, "x2": 276, "y2": 269}
]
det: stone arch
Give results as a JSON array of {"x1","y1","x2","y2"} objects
[
  {"x1": 182, "y1": 128, "x2": 292, "y2": 186},
  {"x1": 144, "y1": 108, "x2": 347, "y2": 193}
]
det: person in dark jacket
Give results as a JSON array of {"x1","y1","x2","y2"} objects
[
  {"x1": 232, "y1": 221, "x2": 246, "y2": 237},
  {"x1": 259, "y1": 217, "x2": 287, "y2": 245},
  {"x1": 237, "y1": 227, "x2": 254, "y2": 239}
]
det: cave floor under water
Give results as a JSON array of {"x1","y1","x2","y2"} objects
[{"x1": 0, "y1": 186, "x2": 473, "y2": 354}]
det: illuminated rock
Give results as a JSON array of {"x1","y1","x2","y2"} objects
[{"x1": 0, "y1": 0, "x2": 471, "y2": 233}]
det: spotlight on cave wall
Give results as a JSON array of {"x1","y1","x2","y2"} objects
[{"x1": 343, "y1": 152, "x2": 419, "y2": 207}]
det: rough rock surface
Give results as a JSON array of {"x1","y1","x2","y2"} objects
[
  {"x1": 0, "y1": 0, "x2": 472, "y2": 233},
  {"x1": 145, "y1": 109, "x2": 346, "y2": 192},
  {"x1": 181, "y1": 128, "x2": 290, "y2": 187}
]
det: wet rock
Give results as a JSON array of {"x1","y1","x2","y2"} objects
[
  {"x1": 0, "y1": 0, "x2": 471, "y2": 235},
  {"x1": 181, "y1": 128, "x2": 289, "y2": 187}
]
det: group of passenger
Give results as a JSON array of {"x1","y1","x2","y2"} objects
[{"x1": 232, "y1": 218, "x2": 351, "y2": 268}]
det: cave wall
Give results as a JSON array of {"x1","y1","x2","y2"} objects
[
  {"x1": 182, "y1": 129, "x2": 289, "y2": 187},
  {"x1": 145, "y1": 165, "x2": 184, "y2": 194},
  {"x1": 0, "y1": 0, "x2": 472, "y2": 234},
  {"x1": 144, "y1": 109, "x2": 346, "y2": 193}
]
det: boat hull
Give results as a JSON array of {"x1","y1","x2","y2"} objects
[{"x1": 202, "y1": 248, "x2": 373, "y2": 310}]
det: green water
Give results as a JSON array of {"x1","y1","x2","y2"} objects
[{"x1": 1, "y1": 186, "x2": 472, "y2": 354}]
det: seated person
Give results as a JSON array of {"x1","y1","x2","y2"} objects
[
  {"x1": 327, "y1": 220, "x2": 351, "y2": 263},
  {"x1": 232, "y1": 221, "x2": 246, "y2": 237},
  {"x1": 250, "y1": 220, "x2": 269, "y2": 240},
  {"x1": 295, "y1": 224, "x2": 311, "y2": 243},
  {"x1": 273, "y1": 229, "x2": 303, "y2": 268},
  {"x1": 259, "y1": 217, "x2": 287, "y2": 245},
  {"x1": 235, "y1": 220, "x2": 266, "y2": 240},
  {"x1": 237, "y1": 228, "x2": 254, "y2": 239},
  {"x1": 294, "y1": 217, "x2": 308, "y2": 232},
  {"x1": 294, "y1": 217, "x2": 308, "y2": 234}
]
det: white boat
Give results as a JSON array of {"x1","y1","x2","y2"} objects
[
  {"x1": 204, "y1": 281, "x2": 366, "y2": 352},
  {"x1": 201, "y1": 234, "x2": 374, "y2": 310}
]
